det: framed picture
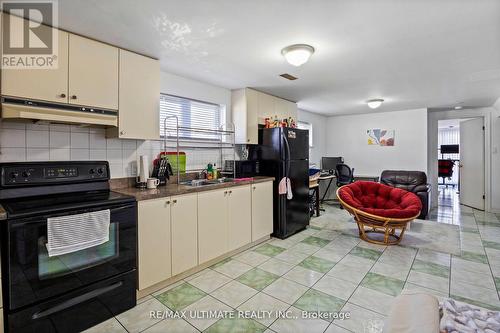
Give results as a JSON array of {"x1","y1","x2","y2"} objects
[{"x1": 367, "y1": 129, "x2": 395, "y2": 146}]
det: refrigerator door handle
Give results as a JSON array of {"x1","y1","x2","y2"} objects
[{"x1": 282, "y1": 131, "x2": 291, "y2": 177}]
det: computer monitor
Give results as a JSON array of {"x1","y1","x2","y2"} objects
[
  {"x1": 440, "y1": 144, "x2": 459, "y2": 154},
  {"x1": 321, "y1": 157, "x2": 344, "y2": 173}
]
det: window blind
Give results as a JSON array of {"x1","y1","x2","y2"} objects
[{"x1": 160, "y1": 94, "x2": 223, "y2": 140}]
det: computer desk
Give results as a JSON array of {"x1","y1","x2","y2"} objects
[{"x1": 318, "y1": 174, "x2": 380, "y2": 204}]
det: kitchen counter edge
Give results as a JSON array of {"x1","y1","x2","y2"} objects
[{"x1": 112, "y1": 177, "x2": 275, "y2": 201}]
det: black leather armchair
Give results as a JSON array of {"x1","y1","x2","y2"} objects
[{"x1": 380, "y1": 170, "x2": 431, "y2": 219}]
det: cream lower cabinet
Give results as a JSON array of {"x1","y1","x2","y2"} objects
[
  {"x1": 251, "y1": 181, "x2": 274, "y2": 240},
  {"x1": 227, "y1": 186, "x2": 252, "y2": 251},
  {"x1": 138, "y1": 198, "x2": 172, "y2": 290},
  {"x1": 171, "y1": 193, "x2": 198, "y2": 275},
  {"x1": 198, "y1": 189, "x2": 228, "y2": 264}
]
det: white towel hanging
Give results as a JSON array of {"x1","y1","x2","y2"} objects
[
  {"x1": 46, "y1": 210, "x2": 111, "y2": 257},
  {"x1": 278, "y1": 177, "x2": 293, "y2": 200}
]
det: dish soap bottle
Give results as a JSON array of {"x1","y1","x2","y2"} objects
[
  {"x1": 212, "y1": 163, "x2": 218, "y2": 180},
  {"x1": 207, "y1": 163, "x2": 214, "y2": 180}
]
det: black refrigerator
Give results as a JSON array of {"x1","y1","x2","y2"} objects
[{"x1": 248, "y1": 127, "x2": 310, "y2": 239}]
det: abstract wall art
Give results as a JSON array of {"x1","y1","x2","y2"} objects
[{"x1": 367, "y1": 129, "x2": 395, "y2": 146}]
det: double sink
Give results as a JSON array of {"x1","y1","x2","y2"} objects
[{"x1": 180, "y1": 178, "x2": 234, "y2": 187}]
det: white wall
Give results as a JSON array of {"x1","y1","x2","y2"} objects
[
  {"x1": 297, "y1": 109, "x2": 327, "y2": 167},
  {"x1": 0, "y1": 71, "x2": 233, "y2": 178},
  {"x1": 491, "y1": 99, "x2": 500, "y2": 212},
  {"x1": 325, "y1": 108, "x2": 428, "y2": 176}
]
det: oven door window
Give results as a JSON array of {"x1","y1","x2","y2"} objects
[{"x1": 38, "y1": 223, "x2": 118, "y2": 279}]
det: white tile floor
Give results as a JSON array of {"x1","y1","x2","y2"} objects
[{"x1": 85, "y1": 203, "x2": 500, "y2": 333}]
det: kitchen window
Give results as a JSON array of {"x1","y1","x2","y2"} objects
[
  {"x1": 160, "y1": 93, "x2": 225, "y2": 141},
  {"x1": 298, "y1": 121, "x2": 313, "y2": 147}
]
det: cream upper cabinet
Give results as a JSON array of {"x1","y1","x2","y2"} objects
[
  {"x1": 227, "y1": 185, "x2": 252, "y2": 251},
  {"x1": 115, "y1": 50, "x2": 160, "y2": 140},
  {"x1": 258, "y1": 92, "x2": 275, "y2": 120},
  {"x1": 251, "y1": 181, "x2": 274, "y2": 240},
  {"x1": 198, "y1": 189, "x2": 228, "y2": 264},
  {"x1": 68, "y1": 34, "x2": 119, "y2": 110},
  {"x1": 232, "y1": 88, "x2": 298, "y2": 144},
  {"x1": 1, "y1": 16, "x2": 69, "y2": 103},
  {"x1": 138, "y1": 198, "x2": 172, "y2": 290},
  {"x1": 171, "y1": 193, "x2": 198, "y2": 276}
]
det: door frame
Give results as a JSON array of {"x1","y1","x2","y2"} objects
[{"x1": 427, "y1": 108, "x2": 492, "y2": 212}]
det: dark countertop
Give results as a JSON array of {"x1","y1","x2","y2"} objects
[{"x1": 113, "y1": 176, "x2": 275, "y2": 201}]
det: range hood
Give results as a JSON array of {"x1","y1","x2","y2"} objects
[{"x1": 1, "y1": 97, "x2": 118, "y2": 127}]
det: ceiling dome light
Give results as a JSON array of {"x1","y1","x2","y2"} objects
[
  {"x1": 454, "y1": 106, "x2": 463, "y2": 110},
  {"x1": 281, "y1": 44, "x2": 315, "y2": 67},
  {"x1": 366, "y1": 99, "x2": 384, "y2": 109}
]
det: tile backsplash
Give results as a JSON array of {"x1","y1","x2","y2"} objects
[{"x1": 0, "y1": 121, "x2": 234, "y2": 179}]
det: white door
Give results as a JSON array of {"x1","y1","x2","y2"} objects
[{"x1": 459, "y1": 118, "x2": 485, "y2": 210}]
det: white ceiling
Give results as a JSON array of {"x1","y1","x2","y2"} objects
[{"x1": 52, "y1": 0, "x2": 500, "y2": 115}]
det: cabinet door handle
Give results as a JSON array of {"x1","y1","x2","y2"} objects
[
  {"x1": 71, "y1": 95, "x2": 77, "y2": 100},
  {"x1": 229, "y1": 190, "x2": 232, "y2": 194},
  {"x1": 253, "y1": 186, "x2": 256, "y2": 190},
  {"x1": 120, "y1": 131, "x2": 125, "y2": 135},
  {"x1": 172, "y1": 199, "x2": 177, "y2": 204},
  {"x1": 165, "y1": 200, "x2": 170, "y2": 205},
  {"x1": 60, "y1": 93, "x2": 66, "y2": 98}
]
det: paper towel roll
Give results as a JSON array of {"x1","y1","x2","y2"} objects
[{"x1": 138, "y1": 155, "x2": 149, "y2": 183}]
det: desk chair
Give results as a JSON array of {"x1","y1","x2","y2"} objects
[
  {"x1": 335, "y1": 163, "x2": 355, "y2": 187},
  {"x1": 438, "y1": 159, "x2": 455, "y2": 187}
]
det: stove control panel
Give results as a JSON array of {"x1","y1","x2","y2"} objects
[{"x1": 0, "y1": 162, "x2": 110, "y2": 187}]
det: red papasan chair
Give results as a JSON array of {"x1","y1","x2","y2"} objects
[{"x1": 337, "y1": 181, "x2": 422, "y2": 245}]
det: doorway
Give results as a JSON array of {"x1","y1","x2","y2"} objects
[{"x1": 430, "y1": 117, "x2": 485, "y2": 223}]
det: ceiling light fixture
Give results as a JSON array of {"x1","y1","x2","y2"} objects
[
  {"x1": 366, "y1": 99, "x2": 384, "y2": 109},
  {"x1": 281, "y1": 44, "x2": 315, "y2": 67},
  {"x1": 454, "y1": 106, "x2": 463, "y2": 110}
]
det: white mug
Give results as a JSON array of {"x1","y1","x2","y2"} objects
[{"x1": 147, "y1": 178, "x2": 160, "y2": 189}]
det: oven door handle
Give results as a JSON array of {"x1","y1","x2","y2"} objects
[{"x1": 31, "y1": 281, "x2": 123, "y2": 320}]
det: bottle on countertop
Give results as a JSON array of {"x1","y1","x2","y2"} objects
[
  {"x1": 213, "y1": 163, "x2": 218, "y2": 180},
  {"x1": 207, "y1": 163, "x2": 213, "y2": 180}
]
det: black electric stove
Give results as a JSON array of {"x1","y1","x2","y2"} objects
[{"x1": 0, "y1": 161, "x2": 137, "y2": 333}]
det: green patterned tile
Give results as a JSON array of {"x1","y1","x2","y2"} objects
[
  {"x1": 253, "y1": 244, "x2": 286, "y2": 257},
  {"x1": 483, "y1": 240, "x2": 500, "y2": 250},
  {"x1": 236, "y1": 268, "x2": 279, "y2": 291},
  {"x1": 211, "y1": 257, "x2": 233, "y2": 269},
  {"x1": 412, "y1": 259, "x2": 449, "y2": 279},
  {"x1": 476, "y1": 221, "x2": 500, "y2": 228},
  {"x1": 350, "y1": 246, "x2": 381, "y2": 261},
  {"x1": 494, "y1": 277, "x2": 500, "y2": 291},
  {"x1": 155, "y1": 283, "x2": 206, "y2": 310},
  {"x1": 205, "y1": 317, "x2": 267, "y2": 333},
  {"x1": 299, "y1": 256, "x2": 336, "y2": 273},
  {"x1": 301, "y1": 236, "x2": 330, "y2": 248},
  {"x1": 460, "y1": 227, "x2": 479, "y2": 234},
  {"x1": 458, "y1": 251, "x2": 489, "y2": 264},
  {"x1": 360, "y1": 272, "x2": 404, "y2": 297},
  {"x1": 293, "y1": 289, "x2": 345, "y2": 314},
  {"x1": 451, "y1": 294, "x2": 500, "y2": 311}
]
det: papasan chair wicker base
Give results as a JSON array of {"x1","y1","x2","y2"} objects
[{"x1": 337, "y1": 181, "x2": 422, "y2": 246}]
